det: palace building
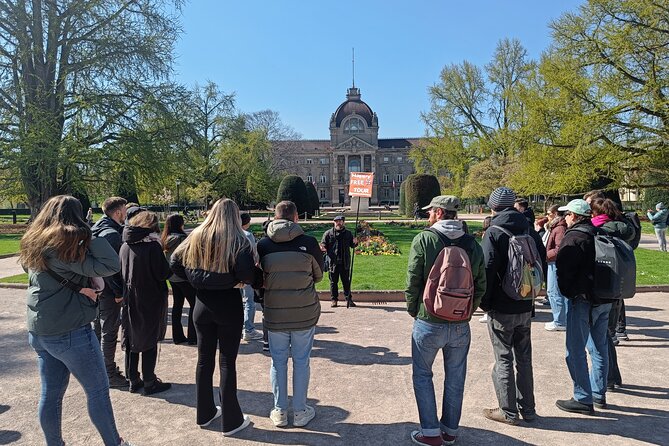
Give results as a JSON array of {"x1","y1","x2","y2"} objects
[{"x1": 274, "y1": 85, "x2": 420, "y2": 206}]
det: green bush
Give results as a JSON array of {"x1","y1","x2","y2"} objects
[
  {"x1": 276, "y1": 175, "x2": 309, "y2": 217},
  {"x1": 642, "y1": 187, "x2": 669, "y2": 211},
  {"x1": 305, "y1": 182, "x2": 320, "y2": 217},
  {"x1": 115, "y1": 170, "x2": 140, "y2": 204},
  {"x1": 399, "y1": 181, "x2": 406, "y2": 215},
  {"x1": 404, "y1": 174, "x2": 441, "y2": 216}
]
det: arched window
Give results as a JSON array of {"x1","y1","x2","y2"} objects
[{"x1": 344, "y1": 117, "x2": 364, "y2": 134}]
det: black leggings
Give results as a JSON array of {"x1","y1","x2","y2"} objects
[
  {"x1": 125, "y1": 347, "x2": 157, "y2": 384},
  {"x1": 193, "y1": 289, "x2": 244, "y2": 432},
  {"x1": 170, "y1": 281, "x2": 197, "y2": 342}
]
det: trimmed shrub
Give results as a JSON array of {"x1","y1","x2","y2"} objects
[
  {"x1": 276, "y1": 175, "x2": 309, "y2": 217},
  {"x1": 642, "y1": 187, "x2": 669, "y2": 212},
  {"x1": 404, "y1": 174, "x2": 441, "y2": 217},
  {"x1": 305, "y1": 182, "x2": 320, "y2": 217},
  {"x1": 399, "y1": 181, "x2": 406, "y2": 215},
  {"x1": 115, "y1": 170, "x2": 140, "y2": 205}
]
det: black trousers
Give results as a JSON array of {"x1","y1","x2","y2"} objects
[
  {"x1": 329, "y1": 264, "x2": 351, "y2": 300},
  {"x1": 607, "y1": 300, "x2": 623, "y2": 386},
  {"x1": 125, "y1": 347, "x2": 157, "y2": 384},
  {"x1": 193, "y1": 289, "x2": 244, "y2": 432},
  {"x1": 170, "y1": 280, "x2": 197, "y2": 343}
]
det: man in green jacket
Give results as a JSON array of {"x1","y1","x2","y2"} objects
[{"x1": 405, "y1": 195, "x2": 486, "y2": 446}]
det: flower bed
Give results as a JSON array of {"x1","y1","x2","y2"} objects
[{"x1": 355, "y1": 221, "x2": 401, "y2": 256}]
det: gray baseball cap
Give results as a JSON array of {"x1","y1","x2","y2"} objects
[{"x1": 421, "y1": 195, "x2": 460, "y2": 211}]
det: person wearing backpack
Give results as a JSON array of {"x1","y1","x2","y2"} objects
[
  {"x1": 647, "y1": 202, "x2": 668, "y2": 252},
  {"x1": 555, "y1": 199, "x2": 615, "y2": 415},
  {"x1": 480, "y1": 187, "x2": 547, "y2": 426},
  {"x1": 405, "y1": 195, "x2": 486, "y2": 446}
]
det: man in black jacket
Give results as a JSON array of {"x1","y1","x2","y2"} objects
[
  {"x1": 480, "y1": 187, "x2": 547, "y2": 425},
  {"x1": 320, "y1": 215, "x2": 358, "y2": 308},
  {"x1": 555, "y1": 199, "x2": 613, "y2": 415},
  {"x1": 91, "y1": 196, "x2": 128, "y2": 388}
]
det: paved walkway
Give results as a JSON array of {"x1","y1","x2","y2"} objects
[
  {"x1": 0, "y1": 255, "x2": 23, "y2": 279},
  {"x1": 1, "y1": 288, "x2": 668, "y2": 445}
]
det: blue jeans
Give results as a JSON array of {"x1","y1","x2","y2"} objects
[
  {"x1": 268, "y1": 327, "x2": 315, "y2": 412},
  {"x1": 242, "y1": 285, "x2": 256, "y2": 333},
  {"x1": 411, "y1": 319, "x2": 470, "y2": 437},
  {"x1": 547, "y1": 263, "x2": 567, "y2": 326},
  {"x1": 29, "y1": 325, "x2": 121, "y2": 446},
  {"x1": 565, "y1": 299, "x2": 612, "y2": 404}
]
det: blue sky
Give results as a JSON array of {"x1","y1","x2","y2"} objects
[{"x1": 173, "y1": 1, "x2": 584, "y2": 140}]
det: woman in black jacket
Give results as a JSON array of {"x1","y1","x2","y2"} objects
[
  {"x1": 162, "y1": 214, "x2": 196, "y2": 344},
  {"x1": 171, "y1": 198, "x2": 262, "y2": 436},
  {"x1": 120, "y1": 210, "x2": 172, "y2": 395}
]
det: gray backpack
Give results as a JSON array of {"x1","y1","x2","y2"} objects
[
  {"x1": 573, "y1": 227, "x2": 636, "y2": 300},
  {"x1": 491, "y1": 225, "x2": 544, "y2": 301}
]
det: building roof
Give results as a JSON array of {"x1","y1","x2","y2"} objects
[
  {"x1": 333, "y1": 87, "x2": 375, "y2": 127},
  {"x1": 378, "y1": 138, "x2": 422, "y2": 149}
]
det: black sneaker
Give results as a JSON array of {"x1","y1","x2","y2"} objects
[
  {"x1": 129, "y1": 379, "x2": 144, "y2": 393},
  {"x1": 593, "y1": 398, "x2": 607, "y2": 409},
  {"x1": 555, "y1": 398, "x2": 594, "y2": 415},
  {"x1": 143, "y1": 378, "x2": 171, "y2": 396},
  {"x1": 108, "y1": 372, "x2": 129, "y2": 389}
]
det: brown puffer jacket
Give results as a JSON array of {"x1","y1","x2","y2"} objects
[
  {"x1": 546, "y1": 217, "x2": 567, "y2": 263},
  {"x1": 257, "y1": 219, "x2": 324, "y2": 332}
]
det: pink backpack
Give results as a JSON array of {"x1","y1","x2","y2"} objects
[{"x1": 422, "y1": 230, "x2": 475, "y2": 321}]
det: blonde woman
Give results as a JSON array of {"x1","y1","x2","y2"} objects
[
  {"x1": 21, "y1": 195, "x2": 132, "y2": 446},
  {"x1": 120, "y1": 211, "x2": 172, "y2": 395},
  {"x1": 171, "y1": 199, "x2": 262, "y2": 436}
]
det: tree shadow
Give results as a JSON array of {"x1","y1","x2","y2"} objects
[{"x1": 0, "y1": 431, "x2": 21, "y2": 445}]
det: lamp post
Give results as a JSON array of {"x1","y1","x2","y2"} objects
[{"x1": 176, "y1": 179, "x2": 181, "y2": 211}]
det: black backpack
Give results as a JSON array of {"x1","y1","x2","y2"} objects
[
  {"x1": 623, "y1": 212, "x2": 641, "y2": 250},
  {"x1": 573, "y1": 227, "x2": 636, "y2": 300}
]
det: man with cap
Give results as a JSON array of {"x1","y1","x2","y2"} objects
[
  {"x1": 555, "y1": 199, "x2": 613, "y2": 415},
  {"x1": 320, "y1": 215, "x2": 358, "y2": 307},
  {"x1": 480, "y1": 187, "x2": 546, "y2": 425},
  {"x1": 405, "y1": 195, "x2": 486, "y2": 446}
]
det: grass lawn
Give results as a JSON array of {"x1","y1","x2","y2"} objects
[
  {"x1": 2, "y1": 221, "x2": 667, "y2": 287},
  {"x1": 0, "y1": 234, "x2": 22, "y2": 256}
]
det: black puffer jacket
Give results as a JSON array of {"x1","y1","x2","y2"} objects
[
  {"x1": 91, "y1": 216, "x2": 124, "y2": 298},
  {"x1": 164, "y1": 232, "x2": 187, "y2": 283},
  {"x1": 480, "y1": 208, "x2": 547, "y2": 314}
]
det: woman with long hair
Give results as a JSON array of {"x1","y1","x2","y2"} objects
[
  {"x1": 544, "y1": 204, "x2": 568, "y2": 331},
  {"x1": 21, "y1": 195, "x2": 132, "y2": 446},
  {"x1": 171, "y1": 198, "x2": 262, "y2": 436},
  {"x1": 162, "y1": 214, "x2": 197, "y2": 344},
  {"x1": 120, "y1": 211, "x2": 172, "y2": 395}
]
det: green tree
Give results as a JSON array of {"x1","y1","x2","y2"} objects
[
  {"x1": 0, "y1": 0, "x2": 181, "y2": 215},
  {"x1": 404, "y1": 174, "x2": 441, "y2": 216},
  {"x1": 305, "y1": 182, "x2": 319, "y2": 217},
  {"x1": 276, "y1": 175, "x2": 308, "y2": 217}
]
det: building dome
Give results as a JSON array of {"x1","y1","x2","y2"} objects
[{"x1": 333, "y1": 87, "x2": 375, "y2": 127}]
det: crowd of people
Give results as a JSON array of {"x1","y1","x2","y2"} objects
[{"x1": 20, "y1": 187, "x2": 651, "y2": 445}]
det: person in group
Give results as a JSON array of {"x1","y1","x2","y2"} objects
[
  {"x1": 162, "y1": 214, "x2": 197, "y2": 345},
  {"x1": 320, "y1": 215, "x2": 358, "y2": 308},
  {"x1": 91, "y1": 197, "x2": 129, "y2": 388},
  {"x1": 125, "y1": 203, "x2": 145, "y2": 223},
  {"x1": 545, "y1": 204, "x2": 568, "y2": 331},
  {"x1": 647, "y1": 202, "x2": 668, "y2": 252},
  {"x1": 413, "y1": 202, "x2": 421, "y2": 222},
  {"x1": 405, "y1": 196, "x2": 486, "y2": 446},
  {"x1": 534, "y1": 216, "x2": 549, "y2": 240},
  {"x1": 480, "y1": 187, "x2": 546, "y2": 425},
  {"x1": 21, "y1": 195, "x2": 133, "y2": 446},
  {"x1": 555, "y1": 199, "x2": 613, "y2": 414},
  {"x1": 257, "y1": 200, "x2": 323, "y2": 428},
  {"x1": 120, "y1": 211, "x2": 172, "y2": 395},
  {"x1": 241, "y1": 212, "x2": 263, "y2": 341},
  {"x1": 478, "y1": 215, "x2": 493, "y2": 324},
  {"x1": 86, "y1": 207, "x2": 94, "y2": 226},
  {"x1": 514, "y1": 197, "x2": 536, "y2": 225},
  {"x1": 171, "y1": 199, "x2": 261, "y2": 436},
  {"x1": 590, "y1": 198, "x2": 635, "y2": 391}
]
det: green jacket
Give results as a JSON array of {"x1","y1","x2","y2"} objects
[
  {"x1": 405, "y1": 220, "x2": 486, "y2": 323},
  {"x1": 26, "y1": 237, "x2": 121, "y2": 336}
]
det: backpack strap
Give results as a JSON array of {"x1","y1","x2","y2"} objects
[
  {"x1": 44, "y1": 268, "x2": 84, "y2": 293},
  {"x1": 490, "y1": 224, "x2": 514, "y2": 238}
]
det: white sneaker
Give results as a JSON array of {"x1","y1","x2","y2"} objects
[
  {"x1": 270, "y1": 408, "x2": 288, "y2": 427},
  {"x1": 243, "y1": 330, "x2": 263, "y2": 341},
  {"x1": 222, "y1": 414, "x2": 251, "y2": 437},
  {"x1": 545, "y1": 322, "x2": 566, "y2": 332},
  {"x1": 479, "y1": 313, "x2": 488, "y2": 323},
  {"x1": 293, "y1": 405, "x2": 315, "y2": 427},
  {"x1": 198, "y1": 405, "x2": 222, "y2": 427}
]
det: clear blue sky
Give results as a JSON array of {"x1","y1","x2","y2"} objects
[{"x1": 173, "y1": 1, "x2": 584, "y2": 140}]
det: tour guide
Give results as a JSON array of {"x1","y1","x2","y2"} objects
[{"x1": 320, "y1": 215, "x2": 358, "y2": 308}]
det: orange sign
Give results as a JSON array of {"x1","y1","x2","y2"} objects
[{"x1": 348, "y1": 172, "x2": 374, "y2": 197}]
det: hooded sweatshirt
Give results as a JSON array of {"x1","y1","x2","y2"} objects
[
  {"x1": 90, "y1": 215, "x2": 124, "y2": 297},
  {"x1": 257, "y1": 219, "x2": 324, "y2": 332},
  {"x1": 405, "y1": 219, "x2": 486, "y2": 323}
]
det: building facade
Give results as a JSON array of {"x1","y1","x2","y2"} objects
[{"x1": 274, "y1": 86, "x2": 420, "y2": 206}]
